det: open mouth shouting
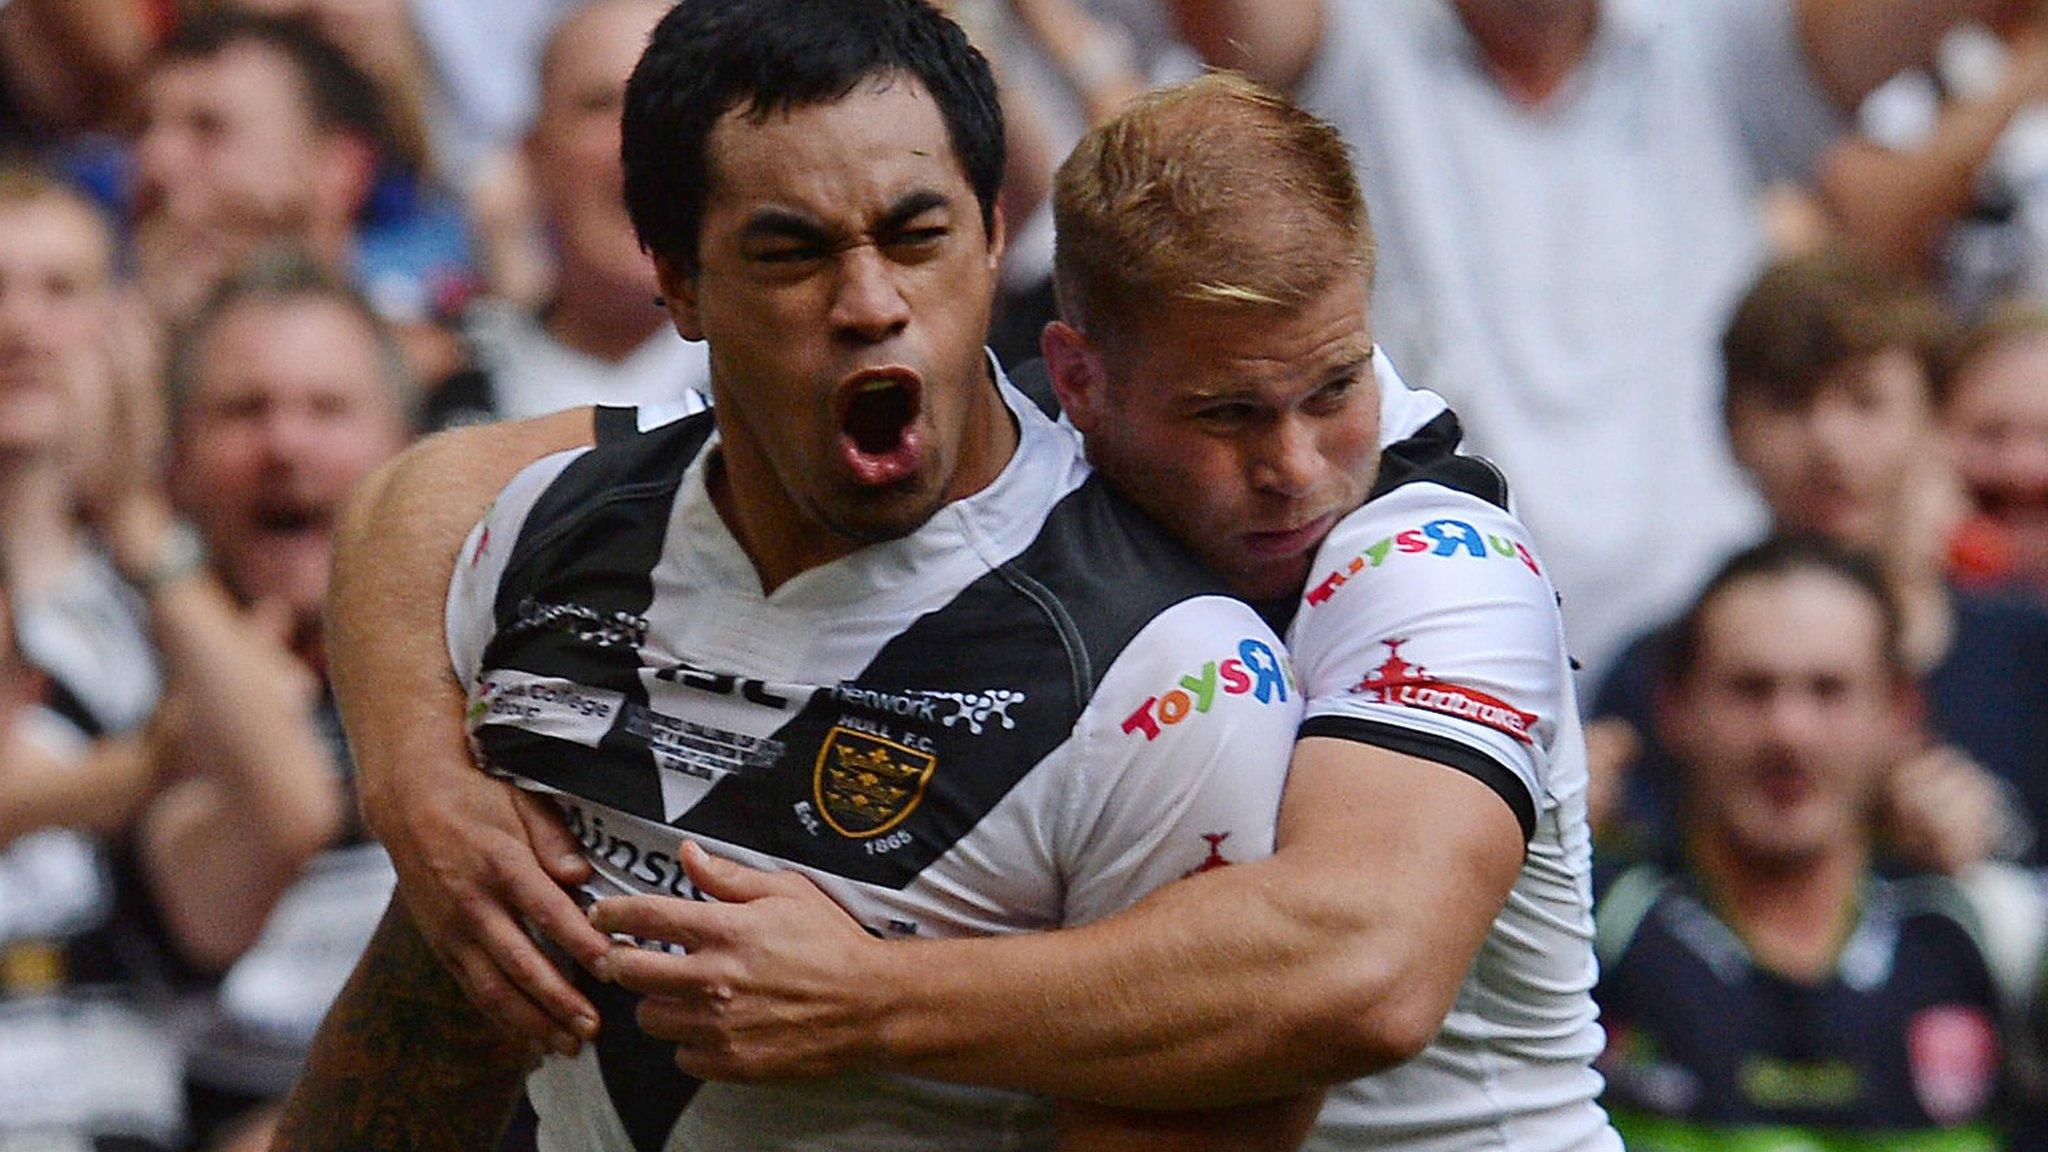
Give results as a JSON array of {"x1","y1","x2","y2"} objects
[{"x1": 835, "y1": 367, "x2": 924, "y2": 486}]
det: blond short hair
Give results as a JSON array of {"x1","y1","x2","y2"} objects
[{"x1": 1052, "y1": 71, "x2": 1371, "y2": 348}]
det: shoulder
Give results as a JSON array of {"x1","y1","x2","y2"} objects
[
  {"x1": 1302, "y1": 478, "x2": 1551, "y2": 624},
  {"x1": 996, "y1": 473, "x2": 1248, "y2": 704}
]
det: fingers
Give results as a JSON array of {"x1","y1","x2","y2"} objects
[
  {"x1": 477, "y1": 901, "x2": 603, "y2": 1044},
  {"x1": 409, "y1": 891, "x2": 586, "y2": 1057},
  {"x1": 589, "y1": 893, "x2": 728, "y2": 955},
  {"x1": 678, "y1": 839, "x2": 788, "y2": 903},
  {"x1": 512, "y1": 787, "x2": 594, "y2": 886}
]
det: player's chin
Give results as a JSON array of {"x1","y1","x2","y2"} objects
[{"x1": 818, "y1": 480, "x2": 948, "y2": 545}]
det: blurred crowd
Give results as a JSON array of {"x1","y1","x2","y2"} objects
[{"x1": 9, "y1": 0, "x2": 2048, "y2": 1148}]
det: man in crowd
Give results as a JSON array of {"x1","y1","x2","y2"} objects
[
  {"x1": 107, "y1": 252, "x2": 412, "y2": 1150},
  {"x1": 290, "y1": 26, "x2": 1610, "y2": 1152},
  {"x1": 1155, "y1": 0, "x2": 2048, "y2": 678},
  {"x1": 419, "y1": 0, "x2": 710, "y2": 430},
  {"x1": 279, "y1": 3, "x2": 1314, "y2": 1148},
  {"x1": 1595, "y1": 536, "x2": 2021, "y2": 1147},
  {"x1": 131, "y1": 13, "x2": 386, "y2": 324},
  {"x1": 0, "y1": 161, "x2": 160, "y2": 742}
]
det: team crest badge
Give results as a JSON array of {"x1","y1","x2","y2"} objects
[{"x1": 814, "y1": 725, "x2": 937, "y2": 838}]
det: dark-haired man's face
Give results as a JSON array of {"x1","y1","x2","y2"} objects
[
  {"x1": 1727, "y1": 348, "x2": 1932, "y2": 553},
  {"x1": 662, "y1": 77, "x2": 1007, "y2": 572},
  {"x1": 1660, "y1": 571, "x2": 1905, "y2": 869}
]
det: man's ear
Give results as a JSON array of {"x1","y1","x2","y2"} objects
[
  {"x1": 984, "y1": 201, "x2": 1007, "y2": 273},
  {"x1": 314, "y1": 131, "x2": 379, "y2": 226},
  {"x1": 1042, "y1": 321, "x2": 1106, "y2": 433},
  {"x1": 653, "y1": 255, "x2": 703, "y2": 342}
]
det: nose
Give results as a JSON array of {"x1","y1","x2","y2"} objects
[
  {"x1": 1757, "y1": 686, "x2": 1828, "y2": 750},
  {"x1": 829, "y1": 246, "x2": 911, "y2": 346},
  {"x1": 1249, "y1": 415, "x2": 1322, "y2": 498}
]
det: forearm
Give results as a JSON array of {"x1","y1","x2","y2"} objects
[
  {"x1": 0, "y1": 733, "x2": 150, "y2": 846},
  {"x1": 272, "y1": 896, "x2": 533, "y2": 1152},
  {"x1": 1820, "y1": 55, "x2": 2047, "y2": 272},
  {"x1": 1798, "y1": 0, "x2": 2035, "y2": 107},
  {"x1": 867, "y1": 853, "x2": 1422, "y2": 1107}
]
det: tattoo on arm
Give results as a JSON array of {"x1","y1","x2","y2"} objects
[{"x1": 271, "y1": 897, "x2": 536, "y2": 1152}]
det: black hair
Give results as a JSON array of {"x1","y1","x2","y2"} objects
[
  {"x1": 1663, "y1": 534, "x2": 1904, "y2": 686},
  {"x1": 155, "y1": 11, "x2": 392, "y2": 158},
  {"x1": 621, "y1": 0, "x2": 1003, "y2": 275}
]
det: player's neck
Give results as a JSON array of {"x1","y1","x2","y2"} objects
[
  {"x1": 1691, "y1": 828, "x2": 1868, "y2": 982},
  {"x1": 709, "y1": 369, "x2": 1018, "y2": 594}
]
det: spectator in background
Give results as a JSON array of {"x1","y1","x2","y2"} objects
[
  {"x1": 0, "y1": 161, "x2": 161, "y2": 740},
  {"x1": 1158, "y1": 0, "x2": 2047, "y2": 679},
  {"x1": 1592, "y1": 248, "x2": 2048, "y2": 873},
  {"x1": 420, "y1": 0, "x2": 709, "y2": 431},
  {"x1": 1941, "y1": 299, "x2": 2048, "y2": 600},
  {"x1": 131, "y1": 12, "x2": 472, "y2": 378},
  {"x1": 1593, "y1": 537, "x2": 2027, "y2": 1150},
  {"x1": 0, "y1": 579, "x2": 189, "y2": 1152},
  {"x1": 98, "y1": 252, "x2": 408, "y2": 1152}
]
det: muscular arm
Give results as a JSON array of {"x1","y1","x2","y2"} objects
[
  {"x1": 599, "y1": 736, "x2": 1524, "y2": 1108},
  {"x1": 271, "y1": 896, "x2": 534, "y2": 1152},
  {"x1": 328, "y1": 407, "x2": 614, "y2": 1051}
]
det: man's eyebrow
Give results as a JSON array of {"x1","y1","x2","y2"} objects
[
  {"x1": 739, "y1": 208, "x2": 831, "y2": 245},
  {"x1": 877, "y1": 189, "x2": 950, "y2": 232}
]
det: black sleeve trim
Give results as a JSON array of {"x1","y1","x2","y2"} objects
[
  {"x1": 593, "y1": 404, "x2": 641, "y2": 444},
  {"x1": 1298, "y1": 714, "x2": 1537, "y2": 843}
]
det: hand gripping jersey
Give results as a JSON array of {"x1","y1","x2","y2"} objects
[
  {"x1": 1595, "y1": 863, "x2": 2010, "y2": 1150},
  {"x1": 447, "y1": 375, "x2": 1300, "y2": 1152},
  {"x1": 1289, "y1": 419, "x2": 1618, "y2": 1152}
]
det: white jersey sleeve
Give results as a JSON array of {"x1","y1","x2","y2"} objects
[
  {"x1": 445, "y1": 448, "x2": 590, "y2": 689},
  {"x1": 1055, "y1": 597, "x2": 1300, "y2": 926},
  {"x1": 1290, "y1": 483, "x2": 1570, "y2": 842}
]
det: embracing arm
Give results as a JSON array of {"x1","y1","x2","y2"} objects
[
  {"x1": 865, "y1": 737, "x2": 1520, "y2": 1104},
  {"x1": 329, "y1": 407, "x2": 613, "y2": 1052},
  {"x1": 598, "y1": 737, "x2": 1523, "y2": 1108},
  {"x1": 271, "y1": 896, "x2": 534, "y2": 1152}
]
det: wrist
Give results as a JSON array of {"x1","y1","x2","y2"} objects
[{"x1": 117, "y1": 519, "x2": 207, "y2": 598}]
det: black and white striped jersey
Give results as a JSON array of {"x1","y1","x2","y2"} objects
[{"x1": 446, "y1": 375, "x2": 1300, "y2": 1151}]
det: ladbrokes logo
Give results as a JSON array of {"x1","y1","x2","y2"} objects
[
  {"x1": 1308, "y1": 518, "x2": 1540, "y2": 607},
  {"x1": 1121, "y1": 638, "x2": 1290, "y2": 741},
  {"x1": 1352, "y1": 639, "x2": 1537, "y2": 744},
  {"x1": 814, "y1": 726, "x2": 937, "y2": 838}
]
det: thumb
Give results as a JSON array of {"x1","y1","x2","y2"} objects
[{"x1": 679, "y1": 839, "x2": 780, "y2": 903}]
